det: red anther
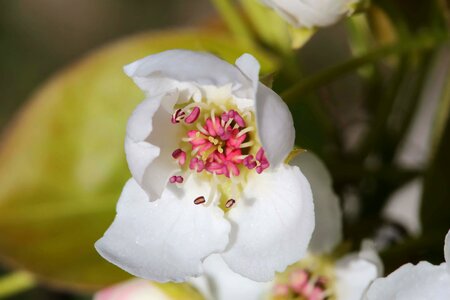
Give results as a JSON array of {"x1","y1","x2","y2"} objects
[
  {"x1": 247, "y1": 161, "x2": 257, "y2": 169},
  {"x1": 228, "y1": 110, "x2": 235, "y2": 118},
  {"x1": 227, "y1": 162, "x2": 240, "y2": 177},
  {"x1": 193, "y1": 196, "x2": 206, "y2": 205},
  {"x1": 172, "y1": 149, "x2": 182, "y2": 159},
  {"x1": 185, "y1": 106, "x2": 201, "y2": 124},
  {"x1": 221, "y1": 112, "x2": 229, "y2": 122},
  {"x1": 256, "y1": 147, "x2": 265, "y2": 161},
  {"x1": 189, "y1": 157, "x2": 198, "y2": 170},
  {"x1": 225, "y1": 199, "x2": 236, "y2": 208},
  {"x1": 196, "y1": 160, "x2": 205, "y2": 172},
  {"x1": 243, "y1": 155, "x2": 254, "y2": 166},
  {"x1": 172, "y1": 149, "x2": 186, "y2": 165},
  {"x1": 169, "y1": 176, "x2": 177, "y2": 183},
  {"x1": 232, "y1": 110, "x2": 246, "y2": 127},
  {"x1": 227, "y1": 128, "x2": 246, "y2": 148},
  {"x1": 171, "y1": 109, "x2": 185, "y2": 124},
  {"x1": 175, "y1": 176, "x2": 184, "y2": 183}
]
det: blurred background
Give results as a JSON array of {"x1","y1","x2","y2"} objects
[
  {"x1": 0, "y1": 0, "x2": 213, "y2": 129},
  {"x1": 0, "y1": 0, "x2": 449, "y2": 299},
  {"x1": 0, "y1": 1, "x2": 213, "y2": 299}
]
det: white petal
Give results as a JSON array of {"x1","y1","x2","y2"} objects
[
  {"x1": 235, "y1": 53, "x2": 260, "y2": 95},
  {"x1": 364, "y1": 262, "x2": 450, "y2": 300},
  {"x1": 445, "y1": 230, "x2": 450, "y2": 273},
  {"x1": 125, "y1": 92, "x2": 184, "y2": 200},
  {"x1": 222, "y1": 164, "x2": 314, "y2": 281},
  {"x1": 255, "y1": 84, "x2": 295, "y2": 166},
  {"x1": 260, "y1": 0, "x2": 356, "y2": 28},
  {"x1": 94, "y1": 279, "x2": 170, "y2": 300},
  {"x1": 290, "y1": 152, "x2": 342, "y2": 254},
  {"x1": 382, "y1": 178, "x2": 422, "y2": 236},
  {"x1": 197, "y1": 254, "x2": 270, "y2": 300},
  {"x1": 95, "y1": 178, "x2": 230, "y2": 282},
  {"x1": 124, "y1": 50, "x2": 254, "y2": 100},
  {"x1": 335, "y1": 250, "x2": 380, "y2": 300}
]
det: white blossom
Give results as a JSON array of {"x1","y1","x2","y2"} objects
[{"x1": 95, "y1": 50, "x2": 315, "y2": 283}]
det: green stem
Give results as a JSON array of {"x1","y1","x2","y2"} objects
[
  {"x1": 0, "y1": 271, "x2": 35, "y2": 299},
  {"x1": 210, "y1": 0, "x2": 254, "y2": 47},
  {"x1": 281, "y1": 32, "x2": 447, "y2": 103}
]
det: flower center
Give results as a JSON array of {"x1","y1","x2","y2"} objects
[
  {"x1": 271, "y1": 257, "x2": 336, "y2": 300},
  {"x1": 168, "y1": 100, "x2": 269, "y2": 208}
]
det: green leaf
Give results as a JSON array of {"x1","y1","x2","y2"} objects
[{"x1": 0, "y1": 29, "x2": 277, "y2": 292}]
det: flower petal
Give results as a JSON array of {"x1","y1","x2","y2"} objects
[
  {"x1": 290, "y1": 152, "x2": 342, "y2": 254},
  {"x1": 260, "y1": 0, "x2": 356, "y2": 28},
  {"x1": 95, "y1": 178, "x2": 230, "y2": 282},
  {"x1": 335, "y1": 246, "x2": 380, "y2": 300},
  {"x1": 363, "y1": 262, "x2": 450, "y2": 300},
  {"x1": 196, "y1": 254, "x2": 270, "y2": 300},
  {"x1": 235, "y1": 53, "x2": 260, "y2": 95},
  {"x1": 124, "y1": 50, "x2": 254, "y2": 100},
  {"x1": 445, "y1": 230, "x2": 450, "y2": 273},
  {"x1": 255, "y1": 84, "x2": 295, "y2": 166},
  {"x1": 222, "y1": 164, "x2": 314, "y2": 281},
  {"x1": 94, "y1": 279, "x2": 170, "y2": 300},
  {"x1": 125, "y1": 91, "x2": 184, "y2": 200},
  {"x1": 382, "y1": 178, "x2": 422, "y2": 236}
]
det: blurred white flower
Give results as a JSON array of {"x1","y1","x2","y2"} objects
[
  {"x1": 259, "y1": 0, "x2": 359, "y2": 28},
  {"x1": 193, "y1": 242, "x2": 381, "y2": 300},
  {"x1": 291, "y1": 152, "x2": 343, "y2": 254},
  {"x1": 364, "y1": 230, "x2": 450, "y2": 300},
  {"x1": 94, "y1": 279, "x2": 170, "y2": 300},
  {"x1": 95, "y1": 50, "x2": 315, "y2": 283}
]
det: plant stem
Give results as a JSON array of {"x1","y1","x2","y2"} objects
[
  {"x1": 0, "y1": 271, "x2": 35, "y2": 299},
  {"x1": 281, "y1": 32, "x2": 447, "y2": 103},
  {"x1": 210, "y1": 0, "x2": 254, "y2": 47}
]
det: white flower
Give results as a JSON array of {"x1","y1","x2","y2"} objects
[
  {"x1": 364, "y1": 230, "x2": 450, "y2": 300},
  {"x1": 95, "y1": 50, "x2": 315, "y2": 283},
  {"x1": 260, "y1": 0, "x2": 359, "y2": 28}
]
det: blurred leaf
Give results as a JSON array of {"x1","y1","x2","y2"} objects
[{"x1": 0, "y1": 29, "x2": 277, "y2": 292}]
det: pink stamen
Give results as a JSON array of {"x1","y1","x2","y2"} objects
[
  {"x1": 184, "y1": 106, "x2": 201, "y2": 124},
  {"x1": 173, "y1": 106, "x2": 270, "y2": 182}
]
